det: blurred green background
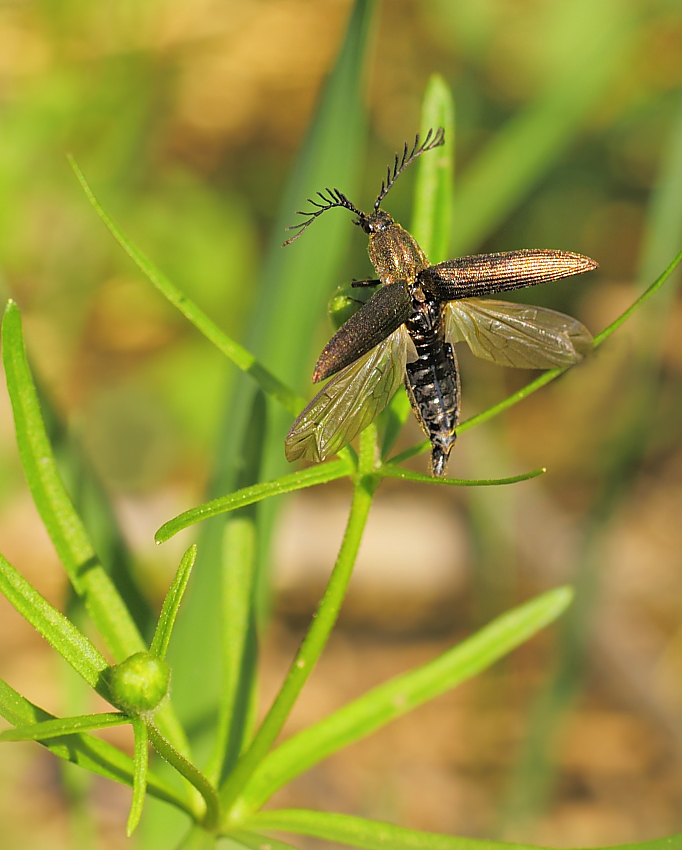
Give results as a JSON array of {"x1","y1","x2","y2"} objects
[{"x1": 1, "y1": 0, "x2": 682, "y2": 847}]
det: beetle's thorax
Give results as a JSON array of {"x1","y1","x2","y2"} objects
[{"x1": 367, "y1": 222, "x2": 429, "y2": 285}]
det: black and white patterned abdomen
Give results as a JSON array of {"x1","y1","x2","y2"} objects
[{"x1": 404, "y1": 293, "x2": 460, "y2": 476}]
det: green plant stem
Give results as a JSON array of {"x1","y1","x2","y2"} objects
[
  {"x1": 412, "y1": 74, "x2": 455, "y2": 264},
  {"x1": 147, "y1": 724, "x2": 220, "y2": 831},
  {"x1": 127, "y1": 718, "x2": 148, "y2": 836},
  {"x1": 174, "y1": 826, "x2": 219, "y2": 850},
  {"x1": 234, "y1": 588, "x2": 573, "y2": 814},
  {"x1": 220, "y1": 428, "x2": 379, "y2": 823},
  {"x1": 0, "y1": 678, "x2": 197, "y2": 817},
  {"x1": 205, "y1": 518, "x2": 258, "y2": 786}
]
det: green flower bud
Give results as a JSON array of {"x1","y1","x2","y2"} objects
[
  {"x1": 106, "y1": 652, "x2": 170, "y2": 715},
  {"x1": 328, "y1": 283, "x2": 376, "y2": 331}
]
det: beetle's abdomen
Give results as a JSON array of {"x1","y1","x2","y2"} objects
[{"x1": 404, "y1": 296, "x2": 459, "y2": 477}]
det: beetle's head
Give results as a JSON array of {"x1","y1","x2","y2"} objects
[{"x1": 355, "y1": 209, "x2": 394, "y2": 234}]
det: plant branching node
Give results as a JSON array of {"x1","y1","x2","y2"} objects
[{"x1": 105, "y1": 652, "x2": 171, "y2": 715}]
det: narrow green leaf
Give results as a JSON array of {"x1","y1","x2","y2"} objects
[
  {"x1": 38, "y1": 385, "x2": 154, "y2": 636},
  {"x1": 246, "y1": 809, "x2": 682, "y2": 850},
  {"x1": 1, "y1": 300, "x2": 146, "y2": 663},
  {"x1": 0, "y1": 678, "x2": 197, "y2": 818},
  {"x1": 148, "y1": 723, "x2": 221, "y2": 831},
  {"x1": 380, "y1": 465, "x2": 546, "y2": 487},
  {"x1": 0, "y1": 551, "x2": 108, "y2": 690},
  {"x1": 232, "y1": 587, "x2": 573, "y2": 815},
  {"x1": 127, "y1": 718, "x2": 149, "y2": 836},
  {"x1": 68, "y1": 158, "x2": 302, "y2": 417},
  {"x1": 151, "y1": 545, "x2": 197, "y2": 660},
  {"x1": 381, "y1": 76, "x2": 454, "y2": 461},
  {"x1": 247, "y1": 809, "x2": 531, "y2": 850},
  {"x1": 0, "y1": 712, "x2": 127, "y2": 742},
  {"x1": 155, "y1": 459, "x2": 352, "y2": 543},
  {"x1": 637, "y1": 94, "x2": 682, "y2": 288},
  {"x1": 411, "y1": 74, "x2": 455, "y2": 264},
  {"x1": 221, "y1": 430, "x2": 378, "y2": 820},
  {"x1": 206, "y1": 519, "x2": 258, "y2": 785},
  {"x1": 592, "y1": 248, "x2": 682, "y2": 348},
  {"x1": 1, "y1": 300, "x2": 192, "y2": 757}
]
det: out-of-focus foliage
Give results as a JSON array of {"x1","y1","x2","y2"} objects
[{"x1": 0, "y1": 0, "x2": 682, "y2": 847}]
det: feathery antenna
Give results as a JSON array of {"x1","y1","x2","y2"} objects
[
  {"x1": 374, "y1": 127, "x2": 445, "y2": 211},
  {"x1": 283, "y1": 188, "x2": 365, "y2": 246}
]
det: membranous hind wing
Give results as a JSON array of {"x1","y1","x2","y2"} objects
[
  {"x1": 445, "y1": 299, "x2": 593, "y2": 369},
  {"x1": 285, "y1": 327, "x2": 409, "y2": 463},
  {"x1": 419, "y1": 250, "x2": 597, "y2": 300}
]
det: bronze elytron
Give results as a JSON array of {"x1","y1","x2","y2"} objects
[{"x1": 284, "y1": 129, "x2": 597, "y2": 476}]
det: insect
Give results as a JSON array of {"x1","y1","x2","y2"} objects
[{"x1": 284, "y1": 129, "x2": 598, "y2": 477}]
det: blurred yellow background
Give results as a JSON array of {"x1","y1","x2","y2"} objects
[{"x1": 0, "y1": 0, "x2": 681, "y2": 848}]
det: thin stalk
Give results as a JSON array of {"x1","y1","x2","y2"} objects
[
  {"x1": 155, "y1": 459, "x2": 352, "y2": 544},
  {"x1": 592, "y1": 247, "x2": 682, "y2": 346},
  {"x1": 220, "y1": 427, "x2": 379, "y2": 823},
  {"x1": 147, "y1": 724, "x2": 220, "y2": 831},
  {"x1": 204, "y1": 518, "x2": 258, "y2": 786},
  {"x1": 127, "y1": 718, "x2": 148, "y2": 836}
]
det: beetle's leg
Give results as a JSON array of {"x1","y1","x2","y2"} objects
[{"x1": 351, "y1": 278, "x2": 381, "y2": 288}]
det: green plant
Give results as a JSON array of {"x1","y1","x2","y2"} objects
[{"x1": 1, "y1": 3, "x2": 681, "y2": 848}]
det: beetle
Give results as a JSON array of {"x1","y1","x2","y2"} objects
[{"x1": 284, "y1": 129, "x2": 598, "y2": 477}]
